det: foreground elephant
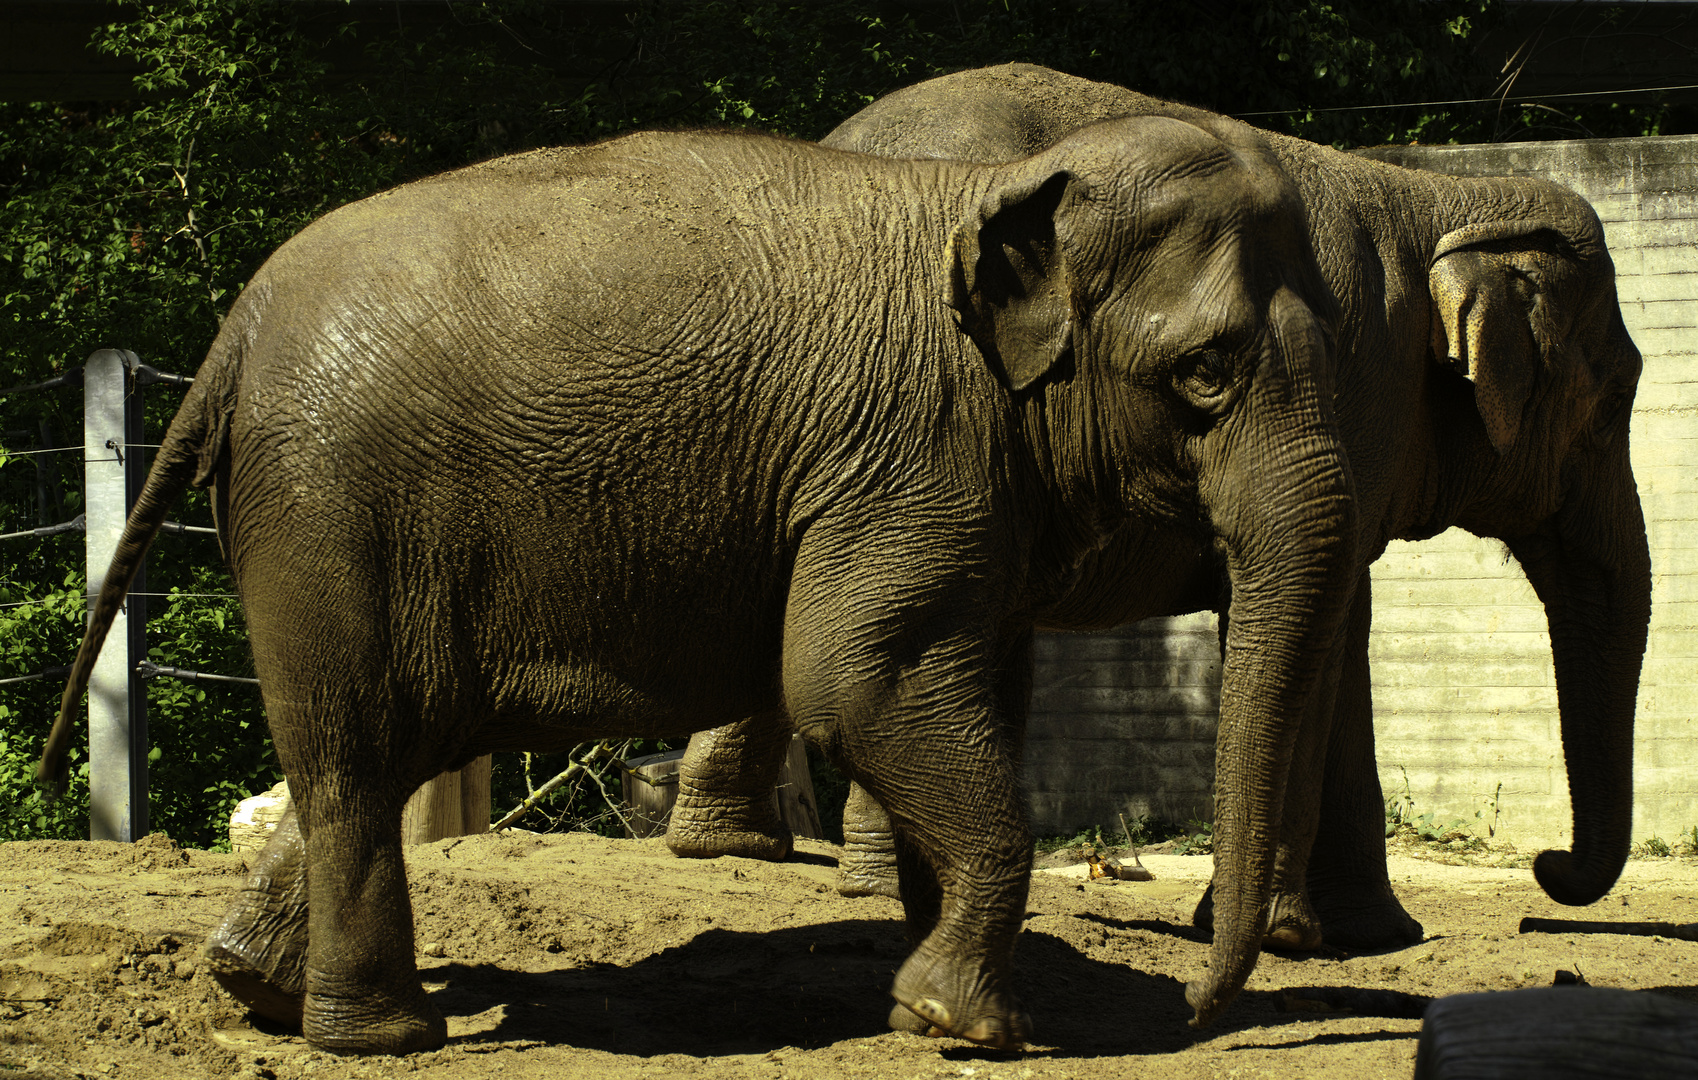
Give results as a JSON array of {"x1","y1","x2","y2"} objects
[
  {"x1": 41, "y1": 116, "x2": 1357, "y2": 1052},
  {"x1": 669, "y1": 64, "x2": 1651, "y2": 952}
]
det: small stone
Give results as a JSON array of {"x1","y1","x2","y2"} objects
[
  {"x1": 174, "y1": 959, "x2": 196, "y2": 979},
  {"x1": 421, "y1": 942, "x2": 446, "y2": 958}
]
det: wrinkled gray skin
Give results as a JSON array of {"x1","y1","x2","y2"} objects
[
  {"x1": 671, "y1": 64, "x2": 1651, "y2": 955},
  {"x1": 40, "y1": 117, "x2": 1357, "y2": 1053}
]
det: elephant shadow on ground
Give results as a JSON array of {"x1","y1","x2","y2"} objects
[{"x1": 428, "y1": 916, "x2": 1414, "y2": 1058}]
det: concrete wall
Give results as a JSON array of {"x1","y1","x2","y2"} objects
[
  {"x1": 1022, "y1": 134, "x2": 1698, "y2": 851},
  {"x1": 1025, "y1": 613, "x2": 1220, "y2": 830}
]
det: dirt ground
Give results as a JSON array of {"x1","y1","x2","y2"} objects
[{"x1": 2, "y1": 831, "x2": 1696, "y2": 1080}]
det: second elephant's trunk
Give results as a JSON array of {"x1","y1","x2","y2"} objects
[{"x1": 1511, "y1": 437, "x2": 1651, "y2": 908}]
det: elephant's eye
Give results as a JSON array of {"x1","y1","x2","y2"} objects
[
  {"x1": 1592, "y1": 387, "x2": 1634, "y2": 443},
  {"x1": 1173, "y1": 349, "x2": 1233, "y2": 412}
]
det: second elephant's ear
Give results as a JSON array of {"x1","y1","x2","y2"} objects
[
  {"x1": 945, "y1": 170, "x2": 1076, "y2": 393},
  {"x1": 1428, "y1": 221, "x2": 1563, "y2": 455}
]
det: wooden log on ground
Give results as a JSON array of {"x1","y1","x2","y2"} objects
[
  {"x1": 1520, "y1": 915, "x2": 1698, "y2": 942},
  {"x1": 1415, "y1": 986, "x2": 1698, "y2": 1080},
  {"x1": 228, "y1": 779, "x2": 291, "y2": 864},
  {"x1": 402, "y1": 755, "x2": 493, "y2": 844}
]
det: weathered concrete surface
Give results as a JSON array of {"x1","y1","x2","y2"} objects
[{"x1": 1023, "y1": 135, "x2": 1698, "y2": 852}]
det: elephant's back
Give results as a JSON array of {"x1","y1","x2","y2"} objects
[{"x1": 822, "y1": 63, "x2": 1193, "y2": 163}]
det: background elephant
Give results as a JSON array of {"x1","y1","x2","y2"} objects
[
  {"x1": 42, "y1": 115, "x2": 1357, "y2": 1052},
  {"x1": 668, "y1": 64, "x2": 1651, "y2": 953}
]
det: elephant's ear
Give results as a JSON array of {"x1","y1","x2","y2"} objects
[
  {"x1": 1428, "y1": 221, "x2": 1565, "y2": 455},
  {"x1": 944, "y1": 170, "x2": 1076, "y2": 393}
]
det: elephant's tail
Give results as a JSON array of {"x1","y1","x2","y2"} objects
[{"x1": 36, "y1": 336, "x2": 241, "y2": 795}]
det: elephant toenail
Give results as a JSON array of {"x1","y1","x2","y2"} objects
[{"x1": 911, "y1": 997, "x2": 951, "y2": 1026}]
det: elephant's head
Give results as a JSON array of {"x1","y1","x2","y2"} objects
[
  {"x1": 1428, "y1": 180, "x2": 1650, "y2": 910},
  {"x1": 945, "y1": 115, "x2": 1359, "y2": 1023}
]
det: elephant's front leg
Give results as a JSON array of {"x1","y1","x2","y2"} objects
[
  {"x1": 1189, "y1": 608, "x2": 1336, "y2": 953},
  {"x1": 667, "y1": 711, "x2": 795, "y2": 861},
  {"x1": 204, "y1": 799, "x2": 310, "y2": 1028},
  {"x1": 1192, "y1": 576, "x2": 1422, "y2": 951},
  {"x1": 783, "y1": 550, "x2": 1033, "y2": 1049}
]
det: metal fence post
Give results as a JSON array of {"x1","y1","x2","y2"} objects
[{"x1": 84, "y1": 348, "x2": 148, "y2": 841}]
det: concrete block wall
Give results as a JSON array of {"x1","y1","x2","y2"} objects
[
  {"x1": 1020, "y1": 134, "x2": 1698, "y2": 850},
  {"x1": 1025, "y1": 613, "x2": 1220, "y2": 830}
]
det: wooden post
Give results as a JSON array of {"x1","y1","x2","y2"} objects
[
  {"x1": 772, "y1": 734, "x2": 823, "y2": 840},
  {"x1": 401, "y1": 755, "x2": 492, "y2": 844},
  {"x1": 621, "y1": 749, "x2": 683, "y2": 838}
]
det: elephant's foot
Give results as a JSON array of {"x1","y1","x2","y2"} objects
[
  {"x1": 204, "y1": 939, "x2": 306, "y2": 1030},
  {"x1": 668, "y1": 720, "x2": 796, "y2": 862},
  {"x1": 204, "y1": 805, "x2": 311, "y2": 1029},
  {"x1": 302, "y1": 981, "x2": 447, "y2": 1056},
  {"x1": 886, "y1": 1001, "x2": 935, "y2": 1035},
  {"x1": 890, "y1": 943, "x2": 1030, "y2": 1049},
  {"x1": 1192, "y1": 883, "x2": 1324, "y2": 952},
  {"x1": 837, "y1": 783, "x2": 902, "y2": 899},
  {"x1": 666, "y1": 777, "x2": 793, "y2": 862},
  {"x1": 665, "y1": 810, "x2": 793, "y2": 862},
  {"x1": 1311, "y1": 889, "x2": 1424, "y2": 950},
  {"x1": 837, "y1": 843, "x2": 901, "y2": 899}
]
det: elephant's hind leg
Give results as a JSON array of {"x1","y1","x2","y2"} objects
[
  {"x1": 250, "y1": 598, "x2": 448, "y2": 1053},
  {"x1": 1306, "y1": 588, "x2": 1423, "y2": 949},
  {"x1": 667, "y1": 712, "x2": 794, "y2": 861},
  {"x1": 294, "y1": 770, "x2": 445, "y2": 1054}
]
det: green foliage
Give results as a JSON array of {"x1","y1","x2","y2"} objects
[
  {"x1": 1634, "y1": 834, "x2": 1673, "y2": 859},
  {"x1": 1035, "y1": 816, "x2": 1209, "y2": 855},
  {"x1": 805, "y1": 742, "x2": 849, "y2": 845},
  {"x1": 0, "y1": 0, "x2": 1673, "y2": 845},
  {"x1": 1036, "y1": 826, "x2": 1110, "y2": 855},
  {"x1": 1383, "y1": 766, "x2": 1487, "y2": 848},
  {"x1": 1172, "y1": 818, "x2": 1215, "y2": 856},
  {"x1": 0, "y1": 557, "x2": 90, "y2": 841}
]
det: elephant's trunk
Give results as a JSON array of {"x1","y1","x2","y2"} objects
[
  {"x1": 1184, "y1": 288, "x2": 1359, "y2": 1026},
  {"x1": 1510, "y1": 435, "x2": 1650, "y2": 908}
]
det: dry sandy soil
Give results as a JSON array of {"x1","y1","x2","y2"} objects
[{"x1": 3, "y1": 831, "x2": 1696, "y2": 1080}]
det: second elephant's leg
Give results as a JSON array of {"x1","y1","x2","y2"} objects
[
  {"x1": 836, "y1": 783, "x2": 901, "y2": 898},
  {"x1": 1305, "y1": 585, "x2": 1424, "y2": 949},
  {"x1": 667, "y1": 711, "x2": 795, "y2": 861}
]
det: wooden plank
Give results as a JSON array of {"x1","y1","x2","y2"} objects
[{"x1": 620, "y1": 749, "x2": 682, "y2": 839}]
